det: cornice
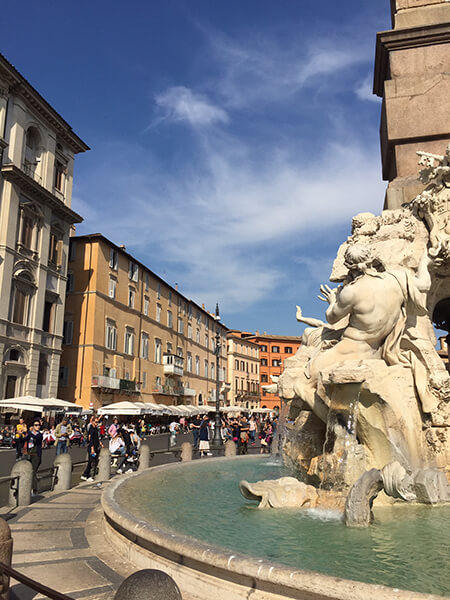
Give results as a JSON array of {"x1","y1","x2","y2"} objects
[
  {"x1": 1, "y1": 163, "x2": 83, "y2": 224},
  {"x1": 374, "y1": 22, "x2": 450, "y2": 96}
]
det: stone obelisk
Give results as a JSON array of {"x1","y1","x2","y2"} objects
[{"x1": 374, "y1": 0, "x2": 450, "y2": 209}]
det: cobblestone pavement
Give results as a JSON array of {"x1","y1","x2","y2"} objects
[{"x1": 2, "y1": 477, "x2": 202, "y2": 599}]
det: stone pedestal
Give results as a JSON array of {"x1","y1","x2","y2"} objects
[
  {"x1": 180, "y1": 442, "x2": 192, "y2": 462},
  {"x1": 9, "y1": 460, "x2": 32, "y2": 507},
  {"x1": 375, "y1": 0, "x2": 450, "y2": 208},
  {"x1": 138, "y1": 445, "x2": 150, "y2": 471},
  {"x1": 0, "y1": 517, "x2": 12, "y2": 600},
  {"x1": 114, "y1": 569, "x2": 182, "y2": 600},
  {"x1": 53, "y1": 453, "x2": 72, "y2": 491},
  {"x1": 96, "y1": 449, "x2": 110, "y2": 482}
]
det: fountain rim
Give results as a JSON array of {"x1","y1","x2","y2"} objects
[{"x1": 102, "y1": 455, "x2": 441, "y2": 600}]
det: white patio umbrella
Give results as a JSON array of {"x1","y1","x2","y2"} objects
[
  {"x1": 142, "y1": 402, "x2": 163, "y2": 415},
  {"x1": 156, "y1": 404, "x2": 172, "y2": 415},
  {"x1": 98, "y1": 401, "x2": 146, "y2": 416},
  {"x1": 0, "y1": 396, "x2": 82, "y2": 412}
]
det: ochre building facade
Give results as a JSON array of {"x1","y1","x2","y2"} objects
[
  {"x1": 226, "y1": 331, "x2": 260, "y2": 410},
  {"x1": 58, "y1": 234, "x2": 227, "y2": 410}
]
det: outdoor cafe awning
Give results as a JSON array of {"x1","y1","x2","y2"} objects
[
  {"x1": 0, "y1": 396, "x2": 82, "y2": 413},
  {"x1": 97, "y1": 401, "x2": 146, "y2": 416}
]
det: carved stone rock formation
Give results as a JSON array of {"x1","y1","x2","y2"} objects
[{"x1": 279, "y1": 148, "x2": 450, "y2": 495}]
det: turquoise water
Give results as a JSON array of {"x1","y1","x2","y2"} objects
[{"x1": 116, "y1": 458, "x2": 450, "y2": 597}]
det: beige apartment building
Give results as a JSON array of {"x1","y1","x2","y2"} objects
[
  {"x1": 226, "y1": 331, "x2": 260, "y2": 410},
  {"x1": 0, "y1": 54, "x2": 88, "y2": 400},
  {"x1": 58, "y1": 234, "x2": 227, "y2": 410}
]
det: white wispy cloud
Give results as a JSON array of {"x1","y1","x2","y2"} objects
[
  {"x1": 355, "y1": 73, "x2": 380, "y2": 103},
  {"x1": 154, "y1": 86, "x2": 229, "y2": 126}
]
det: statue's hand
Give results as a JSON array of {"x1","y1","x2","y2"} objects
[
  {"x1": 295, "y1": 305, "x2": 303, "y2": 321},
  {"x1": 318, "y1": 284, "x2": 337, "y2": 304}
]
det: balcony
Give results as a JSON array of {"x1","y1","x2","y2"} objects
[
  {"x1": 119, "y1": 379, "x2": 140, "y2": 393},
  {"x1": 163, "y1": 353, "x2": 184, "y2": 377},
  {"x1": 153, "y1": 382, "x2": 184, "y2": 396},
  {"x1": 91, "y1": 375, "x2": 120, "y2": 390}
]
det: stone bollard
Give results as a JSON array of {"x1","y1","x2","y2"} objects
[
  {"x1": 96, "y1": 449, "x2": 111, "y2": 482},
  {"x1": 53, "y1": 453, "x2": 72, "y2": 491},
  {"x1": 180, "y1": 442, "x2": 192, "y2": 462},
  {"x1": 9, "y1": 459, "x2": 32, "y2": 507},
  {"x1": 224, "y1": 440, "x2": 237, "y2": 457},
  {"x1": 114, "y1": 569, "x2": 182, "y2": 600},
  {"x1": 138, "y1": 445, "x2": 150, "y2": 471},
  {"x1": 0, "y1": 517, "x2": 13, "y2": 600}
]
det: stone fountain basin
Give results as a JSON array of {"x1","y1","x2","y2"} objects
[{"x1": 101, "y1": 456, "x2": 444, "y2": 600}]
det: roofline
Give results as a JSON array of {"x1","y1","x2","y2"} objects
[
  {"x1": 243, "y1": 333, "x2": 303, "y2": 342},
  {"x1": 0, "y1": 53, "x2": 90, "y2": 154},
  {"x1": 71, "y1": 233, "x2": 229, "y2": 330}
]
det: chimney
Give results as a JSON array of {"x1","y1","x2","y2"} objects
[{"x1": 119, "y1": 244, "x2": 126, "y2": 251}]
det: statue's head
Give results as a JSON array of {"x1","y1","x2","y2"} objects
[{"x1": 344, "y1": 244, "x2": 372, "y2": 270}]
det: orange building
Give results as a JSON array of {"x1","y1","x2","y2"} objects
[{"x1": 241, "y1": 332, "x2": 302, "y2": 410}]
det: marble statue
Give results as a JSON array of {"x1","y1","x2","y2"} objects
[{"x1": 244, "y1": 147, "x2": 450, "y2": 522}]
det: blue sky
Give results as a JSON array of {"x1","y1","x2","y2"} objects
[{"x1": 3, "y1": 1, "x2": 392, "y2": 335}]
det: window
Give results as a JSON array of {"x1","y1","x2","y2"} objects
[
  {"x1": 272, "y1": 346, "x2": 280, "y2": 353},
  {"x1": 157, "y1": 282, "x2": 161, "y2": 299},
  {"x1": 48, "y1": 231, "x2": 62, "y2": 268},
  {"x1": 168, "y1": 291, "x2": 172, "y2": 306},
  {"x1": 240, "y1": 361, "x2": 245, "y2": 371},
  {"x1": 63, "y1": 320, "x2": 73, "y2": 345},
  {"x1": 204, "y1": 360, "x2": 208, "y2": 378},
  {"x1": 37, "y1": 353, "x2": 48, "y2": 386},
  {"x1": 11, "y1": 273, "x2": 34, "y2": 326},
  {"x1": 109, "y1": 248, "x2": 118, "y2": 270},
  {"x1": 211, "y1": 362, "x2": 215, "y2": 380},
  {"x1": 142, "y1": 372, "x2": 147, "y2": 389},
  {"x1": 177, "y1": 346, "x2": 183, "y2": 357},
  {"x1": 235, "y1": 377, "x2": 239, "y2": 391},
  {"x1": 53, "y1": 159, "x2": 67, "y2": 193},
  {"x1": 260, "y1": 345, "x2": 267, "y2": 352},
  {"x1": 205, "y1": 334, "x2": 209, "y2": 349},
  {"x1": 261, "y1": 374, "x2": 268, "y2": 383},
  {"x1": 156, "y1": 303, "x2": 161, "y2": 322},
  {"x1": 144, "y1": 273, "x2": 149, "y2": 291},
  {"x1": 196, "y1": 329, "x2": 200, "y2": 343},
  {"x1": 188, "y1": 324, "x2": 192, "y2": 339},
  {"x1": 68, "y1": 240, "x2": 76, "y2": 262},
  {"x1": 140, "y1": 332, "x2": 149, "y2": 360},
  {"x1": 285, "y1": 346, "x2": 293, "y2": 354},
  {"x1": 261, "y1": 358, "x2": 268, "y2": 366},
  {"x1": 205, "y1": 319, "x2": 209, "y2": 331},
  {"x1": 128, "y1": 261, "x2": 138, "y2": 282},
  {"x1": 23, "y1": 127, "x2": 42, "y2": 182},
  {"x1": 195, "y1": 355, "x2": 200, "y2": 375},
  {"x1": 143, "y1": 296, "x2": 149, "y2": 316},
  {"x1": 235, "y1": 359, "x2": 239, "y2": 370},
  {"x1": 167, "y1": 310, "x2": 173, "y2": 328},
  {"x1": 167, "y1": 342, "x2": 173, "y2": 354},
  {"x1": 188, "y1": 305, "x2": 192, "y2": 318},
  {"x1": 124, "y1": 327, "x2": 135, "y2": 355},
  {"x1": 128, "y1": 287, "x2": 135, "y2": 309},
  {"x1": 109, "y1": 277, "x2": 117, "y2": 299},
  {"x1": 178, "y1": 317, "x2": 184, "y2": 334},
  {"x1": 187, "y1": 352, "x2": 192, "y2": 372},
  {"x1": 154, "y1": 338, "x2": 162, "y2": 363},
  {"x1": 67, "y1": 272, "x2": 74, "y2": 292},
  {"x1": 272, "y1": 359, "x2": 282, "y2": 367},
  {"x1": 59, "y1": 366, "x2": 69, "y2": 388},
  {"x1": 105, "y1": 320, "x2": 117, "y2": 350},
  {"x1": 42, "y1": 300, "x2": 54, "y2": 333},
  {"x1": 196, "y1": 312, "x2": 201, "y2": 325}
]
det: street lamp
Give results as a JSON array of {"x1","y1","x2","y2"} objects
[{"x1": 211, "y1": 303, "x2": 223, "y2": 448}]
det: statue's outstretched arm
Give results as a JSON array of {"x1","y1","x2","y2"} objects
[{"x1": 295, "y1": 305, "x2": 325, "y2": 328}]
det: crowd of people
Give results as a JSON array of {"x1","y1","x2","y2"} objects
[{"x1": 0, "y1": 411, "x2": 278, "y2": 490}]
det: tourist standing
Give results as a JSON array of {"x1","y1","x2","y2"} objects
[
  {"x1": 169, "y1": 420, "x2": 178, "y2": 447},
  {"x1": 191, "y1": 414, "x2": 201, "y2": 449},
  {"x1": 107, "y1": 417, "x2": 119, "y2": 439},
  {"x1": 238, "y1": 416, "x2": 250, "y2": 455},
  {"x1": 15, "y1": 417, "x2": 27, "y2": 459},
  {"x1": 199, "y1": 415, "x2": 212, "y2": 457},
  {"x1": 26, "y1": 420, "x2": 43, "y2": 494},
  {"x1": 55, "y1": 417, "x2": 72, "y2": 455},
  {"x1": 81, "y1": 416, "x2": 102, "y2": 482},
  {"x1": 249, "y1": 416, "x2": 257, "y2": 445}
]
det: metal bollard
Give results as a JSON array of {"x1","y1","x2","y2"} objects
[
  {"x1": 180, "y1": 442, "x2": 192, "y2": 462},
  {"x1": 0, "y1": 517, "x2": 13, "y2": 600},
  {"x1": 224, "y1": 440, "x2": 237, "y2": 457},
  {"x1": 96, "y1": 448, "x2": 111, "y2": 481},
  {"x1": 9, "y1": 460, "x2": 32, "y2": 507},
  {"x1": 53, "y1": 453, "x2": 72, "y2": 491},
  {"x1": 114, "y1": 569, "x2": 182, "y2": 600}
]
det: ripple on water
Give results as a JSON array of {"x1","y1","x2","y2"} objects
[{"x1": 116, "y1": 459, "x2": 450, "y2": 597}]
